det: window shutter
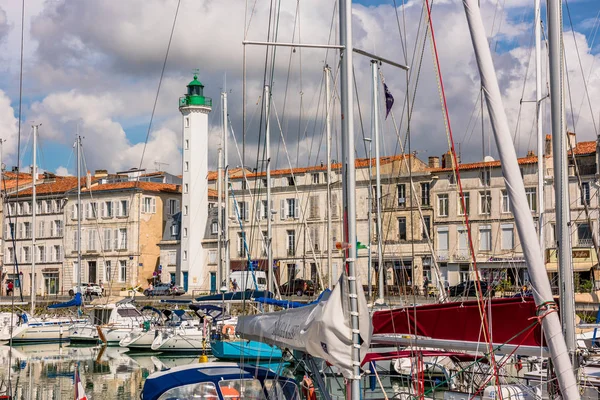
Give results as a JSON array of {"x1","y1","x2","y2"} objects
[
  {"x1": 270, "y1": 200, "x2": 274, "y2": 221},
  {"x1": 71, "y1": 204, "x2": 75, "y2": 220},
  {"x1": 101, "y1": 202, "x2": 105, "y2": 217},
  {"x1": 255, "y1": 201, "x2": 260, "y2": 220},
  {"x1": 152, "y1": 198, "x2": 156, "y2": 213},
  {"x1": 114, "y1": 229, "x2": 119, "y2": 249},
  {"x1": 280, "y1": 200, "x2": 285, "y2": 220},
  {"x1": 294, "y1": 198, "x2": 299, "y2": 219},
  {"x1": 176, "y1": 200, "x2": 180, "y2": 213}
]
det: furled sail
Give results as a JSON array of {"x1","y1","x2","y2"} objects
[
  {"x1": 236, "y1": 272, "x2": 372, "y2": 378},
  {"x1": 48, "y1": 293, "x2": 82, "y2": 309}
]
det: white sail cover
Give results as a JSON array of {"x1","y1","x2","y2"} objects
[{"x1": 236, "y1": 272, "x2": 372, "y2": 379}]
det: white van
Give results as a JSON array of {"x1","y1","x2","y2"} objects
[{"x1": 229, "y1": 271, "x2": 267, "y2": 291}]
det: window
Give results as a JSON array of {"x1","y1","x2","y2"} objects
[
  {"x1": 258, "y1": 200, "x2": 268, "y2": 220},
  {"x1": 6, "y1": 247, "x2": 13, "y2": 264},
  {"x1": 501, "y1": 224, "x2": 514, "y2": 250},
  {"x1": 72, "y1": 231, "x2": 80, "y2": 251},
  {"x1": 480, "y1": 170, "x2": 491, "y2": 186},
  {"x1": 171, "y1": 223, "x2": 179, "y2": 237},
  {"x1": 168, "y1": 251, "x2": 177, "y2": 264},
  {"x1": 479, "y1": 225, "x2": 492, "y2": 251},
  {"x1": 578, "y1": 223, "x2": 592, "y2": 246},
  {"x1": 211, "y1": 221, "x2": 218, "y2": 234},
  {"x1": 105, "y1": 261, "x2": 111, "y2": 282},
  {"x1": 458, "y1": 228, "x2": 468, "y2": 252},
  {"x1": 479, "y1": 192, "x2": 491, "y2": 215},
  {"x1": 6, "y1": 203, "x2": 13, "y2": 216},
  {"x1": 238, "y1": 201, "x2": 249, "y2": 221},
  {"x1": 38, "y1": 246, "x2": 46, "y2": 262},
  {"x1": 437, "y1": 194, "x2": 449, "y2": 217},
  {"x1": 24, "y1": 202, "x2": 31, "y2": 214},
  {"x1": 582, "y1": 182, "x2": 591, "y2": 206},
  {"x1": 525, "y1": 188, "x2": 537, "y2": 212},
  {"x1": 312, "y1": 173, "x2": 320, "y2": 184},
  {"x1": 261, "y1": 178, "x2": 268, "y2": 188},
  {"x1": 119, "y1": 260, "x2": 127, "y2": 283},
  {"x1": 168, "y1": 199, "x2": 180, "y2": 215},
  {"x1": 17, "y1": 202, "x2": 22, "y2": 215},
  {"x1": 261, "y1": 230, "x2": 269, "y2": 255},
  {"x1": 185, "y1": 117, "x2": 190, "y2": 128},
  {"x1": 422, "y1": 216, "x2": 431, "y2": 240},
  {"x1": 36, "y1": 201, "x2": 42, "y2": 214},
  {"x1": 71, "y1": 204, "x2": 79, "y2": 220},
  {"x1": 87, "y1": 202, "x2": 98, "y2": 219},
  {"x1": 53, "y1": 245, "x2": 62, "y2": 262},
  {"x1": 437, "y1": 227, "x2": 449, "y2": 255},
  {"x1": 331, "y1": 193, "x2": 339, "y2": 218},
  {"x1": 287, "y1": 230, "x2": 296, "y2": 255},
  {"x1": 38, "y1": 221, "x2": 45, "y2": 237},
  {"x1": 237, "y1": 232, "x2": 246, "y2": 257},
  {"x1": 184, "y1": 184, "x2": 189, "y2": 193},
  {"x1": 184, "y1": 139, "x2": 189, "y2": 150},
  {"x1": 102, "y1": 201, "x2": 114, "y2": 218},
  {"x1": 118, "y1": 228, "x2": 127, "y2": 250},
  {"x1": 397, "y1": 184, "x2": 406, "y2": 207},
  {"x1": 120, "y1": 200, "x2": 130, "y2": 217},
  {"x1": 282, "y1": 198, "x2": 299, "y2": 219},
  {"x1": 209, "y1": 250, "x2": 217, "y2": 264},
  {"x1": 24, "y1": 222, "x2": 31, "y2": 239},
  {"x1": 184, "y1": 205, "x2": 188, "y2": 215},
  {"x1": 45, "y1": 200, "x2": 52, "y2": 214},
  {"x1": 309, "y1": 226, "x2": 319, "y2": 251},
  {"x1": 6, "y1": 223, "x2": 14, "y2": 239},
  {"x1": 184, "y1": 161, "x2": 189, "y2": 172},
  {"x1": 501, "y1": 190, "x2": 511, "y2": 213},
  {"x1": 54, "y1": 220, "x2": 63, "y2": 237},
  {"x1": 183, "y1": 250, "x2": 187, "y2": 261},
  {"x1": 287, "y1": 176, "x2": 296, "y2": 186},
  {"x1": 421, "y1": 183, "x2": 430, "y2": 206},
  {"x1": 22, "y1": 246, "x2": 31, "y2": 263},
  {"x1": 142, "y1": 196, "x2": 156, "y2": 214},
  {"x1": 398, "y1": 217, "x2": 407, "y2": 241},
  {"x1": 88, "y1": 230, "x2": 97, "y2": 251},
  {"x1": 53, "y1": 200, "x2": 60, "y2": 213},
  {"x1": 183, "y1": 227, "x2": 188, "y2": 237},
  {"x1": 458, "y1": 193, "x2": 470, "y2": 216},
  {"x1": 309, "y1": 196, "x2": 320, "y2": 219}
]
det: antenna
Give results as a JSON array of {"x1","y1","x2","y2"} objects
[
  {"x1": 154, "y1": 161, "x2": 170, "y2": 171},
  {"x1": 192, "y1": 68, "x2": 200, "y2": 77}
]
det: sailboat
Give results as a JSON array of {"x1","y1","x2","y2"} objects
[{"x1": 0, "y1": 128, "x2": 86, "y2": 344}]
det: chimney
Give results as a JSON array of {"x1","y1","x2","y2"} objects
[
  {"x1": 567, "y1": 131, "x2": 577, "y2": 150},
  {"x1": 94, "y1": 169, "x2": 108, "y2": 178},
  {"x1": 428, "y1": 156, "x2": 440, "y2": 169},
  {"x1": 526, "y1": 150, "x2": 535, "y2": 157},
  {"x1": 442, "y1": 151, "x2": 454, "y2": 169},
  {"x1": 545, "y1": 134, "x2": 552, "y2": 155},
  {"x1": 86, "y1": 171, "x2": 91, "y2": 189}
]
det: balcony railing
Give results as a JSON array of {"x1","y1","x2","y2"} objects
[
  {"x1": 453, "y1": 251, "x2": 471, "y2": 261},
  {"x1": 578, "y1": 238, "x2": 594, "y2": 247},
  {"x1": 287, "y1": 248, "x2": 296, "y2": 256}
]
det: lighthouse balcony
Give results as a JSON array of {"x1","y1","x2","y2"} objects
[{"x1": 179, "y1": 96, "x2": 212, "y2": 108}]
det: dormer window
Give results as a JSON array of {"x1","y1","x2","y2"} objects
[{"x1": 287, "y1": 176, "x2": 296, "y2": 186}]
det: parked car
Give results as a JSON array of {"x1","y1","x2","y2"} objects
[
  {"x1": 447, "y1": 281, "x2": 495, "y2": 297},
  {"x1": 69, "y1": 283, "x2": 102, "y2": 297},
  {"x1": 279, "y1": 279, "x2": 316, "y2": 296},
  {"x1": 144, "y1": 283, "x2": 185, "y2": 296}
]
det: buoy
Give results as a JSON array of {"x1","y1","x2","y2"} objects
[{"x1": 198, "y1": 354, "x2": 209, "y2": 363}]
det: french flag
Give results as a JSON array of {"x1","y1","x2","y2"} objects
[{"x1": 74, "y1": 365, "x2": 88, "y2": 400}]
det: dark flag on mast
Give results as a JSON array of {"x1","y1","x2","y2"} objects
[{"x1": 384, "y1": 83, "x2": 394, "y2": 119}]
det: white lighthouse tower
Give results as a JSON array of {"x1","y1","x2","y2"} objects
[{"x1": 178, "y1": 74, "x2": 212, "y2": 291}]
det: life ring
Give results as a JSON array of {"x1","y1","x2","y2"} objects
[
  {"x1": 301, "y1": 375, "x2": 316, "y2": 400},
  {"x1": 220, "y1": 386, "x2": 240, "y2": 400},
  {"x1": 222, "y1": 324, "x2": 235, "y2": 337}
]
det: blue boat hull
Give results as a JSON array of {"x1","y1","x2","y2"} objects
[{"x1": 210, "y1": 339, "x2": 282, "y2": 361}]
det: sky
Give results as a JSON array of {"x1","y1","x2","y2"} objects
[{"x1": 0, "y1": 0, "x2": 598, "y2": 176}]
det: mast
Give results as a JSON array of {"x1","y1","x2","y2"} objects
[
  {"x1": 371, "y1": 60, "x2": 384, "y2": 304},
  {"x1": 535, "y1": 0, "x2": 545, "y2": 254},
  {"x1": 339, "y1": 0, "x2": 361, "y2": 396},
  {"x1": 325, "y1": 65, "x2": 333, "y2": 289},
  {"x1": 76, "y1": 135, "x2": 82, "y2": 294},
  {"x1": 223, "y1": 91, "x2": 231, "y2": 286},
  {"x1": 217, "y1": 147, "x2": 223, "y2": 289},
  {"x1": 30, "y1": 124, "x2": 38, "y2": 314},
  {"x1": 461, "y1": 0, "x2": 579, "y2": 397},
  {"x1": 265, "y1": 84, "x2": 274, "y2": 304},
  {"x1": 547, "y1": 0, "x2": 577, "y2": 367},
  {"x1": 365, "y1": 137, "x2": 372, "y2": 299}
]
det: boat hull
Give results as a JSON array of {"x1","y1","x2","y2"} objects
[
  {"x1": 210, "y1": 339, "x2": 282, "y2": 361},
  {"x1": 151, "y1": 329, "x2": 207, "y2": 353},
  {"x1": 69, "y1": 324, "x2": 99, "y2": 343},
  {"x1": 1, "y1": 319, "x2": 84, "y2": 343},
  {"x1": 120, "y1": 329, "x2": 157, "y2": 350}
]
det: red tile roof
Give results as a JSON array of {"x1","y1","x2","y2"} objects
[
  {"x1": 429, "y1": 155, "x2": 539, "y2": 172},
  {"x1": 82, "y1": 181, "x2": 180, "y2": 194},
  {"x1": 208, "y1": 189, "x2": 218, "y2": 199},
  {"x1": 11, "y1": 176, "x2": 83, "y2": 197},
  {"x1": 207, "y1": 167, "x2": 250, "y2": 181},
  {"x1": 569, "y1": 140, "x2": 596, "y2": 155}
]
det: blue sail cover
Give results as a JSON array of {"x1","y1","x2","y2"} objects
[
  {"x1": 254, "y1": 289, "x2": 331, "y2": 308},
  {"x1": 195, "y1": 290, "x2": 274, "y2": 302},
  {"x1": 48, "y1": 293, "x2": 82, "y2": 309}
]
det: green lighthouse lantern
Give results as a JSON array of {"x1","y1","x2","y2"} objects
[{"x1": 179, "y1": 74, "x2": 212, "y2": 108}]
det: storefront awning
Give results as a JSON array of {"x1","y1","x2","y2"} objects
[{"x1": 545, "y1": 262, "x2": 596, "y2": 272}]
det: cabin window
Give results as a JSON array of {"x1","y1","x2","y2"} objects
[{"x1": 219, "y1": 379, "x2": 264, "y2": 400}]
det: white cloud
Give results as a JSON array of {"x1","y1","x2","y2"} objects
[{"x1": 55, "y1": 166, "x2": 70, "y2": 176}]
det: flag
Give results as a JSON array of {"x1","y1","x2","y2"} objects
[
  {"x1": 384, "y1": 83, "x2": 394, "y2": 119},
  {"x1": 356, "y1": 241, "x2": 368, "y2": 250},
  {"x1": 74, "y1": 364, "x2": 88, "y2": 400}
]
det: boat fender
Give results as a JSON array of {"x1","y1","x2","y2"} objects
[
  {"x1": 301, "y1": 375, "x2": 316, "y2": 400},
  {"x1": 222, "y1": 324, "x2": 235, "y2": 338}
]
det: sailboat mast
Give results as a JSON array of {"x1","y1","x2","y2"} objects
[
  {"x1": 265, "y1": 84, "x2": 274, "y2": 304},
  {"x1": 371, "y1": 61, "x2": 384, "y2": 304},
  {"x1": 217, "y1": 146, "x2": 223, "y2": 288},
  {"x1": 76, "y1": 135, "x2": 82, "y2": 294},
  {"x1": 461, "y1": 0, "x2": 579, "y2": 397},
  {"x1": 325, "y1": 65, "x2": 333, "y2": 290},
  {"x1": 339, "y1": 0, "x2": 361, "y2": 396},
  {"x1": 547, "y1": 0, "x2": 577, "y2": 366},
  {"x1": 535, "y1": 0, "x2": 545, "y2": 253},
  {"x1": 223, "y1": 92, "x2": 230, "y2": 286},
  {"x1": 30, "y1": 124, "x2": 38, "y2": 314}
]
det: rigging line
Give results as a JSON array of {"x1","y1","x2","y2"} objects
[
  {"x1": 392, "y1": 0, "x2": 408, "y2": 65},
  {"x1": 424, "y1": 0, "x2": 503, "y2": 391},
  {"x1": 573, "y1": 8, "x2": 600, "y2": 129},
  {"x1": 564, "y1": 0, "x2": 598, "y2": 135},
  {"x1": 511, "y1": 16, "x2": 536, "y2": 145}
]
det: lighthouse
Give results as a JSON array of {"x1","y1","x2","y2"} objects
[{"x1": 179, "y1": 74, "x2": 212, "y2": 291}]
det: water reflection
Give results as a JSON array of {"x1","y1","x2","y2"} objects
[{"x1": 0, "y1": 344, "x2": 201, "y2": 399}]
